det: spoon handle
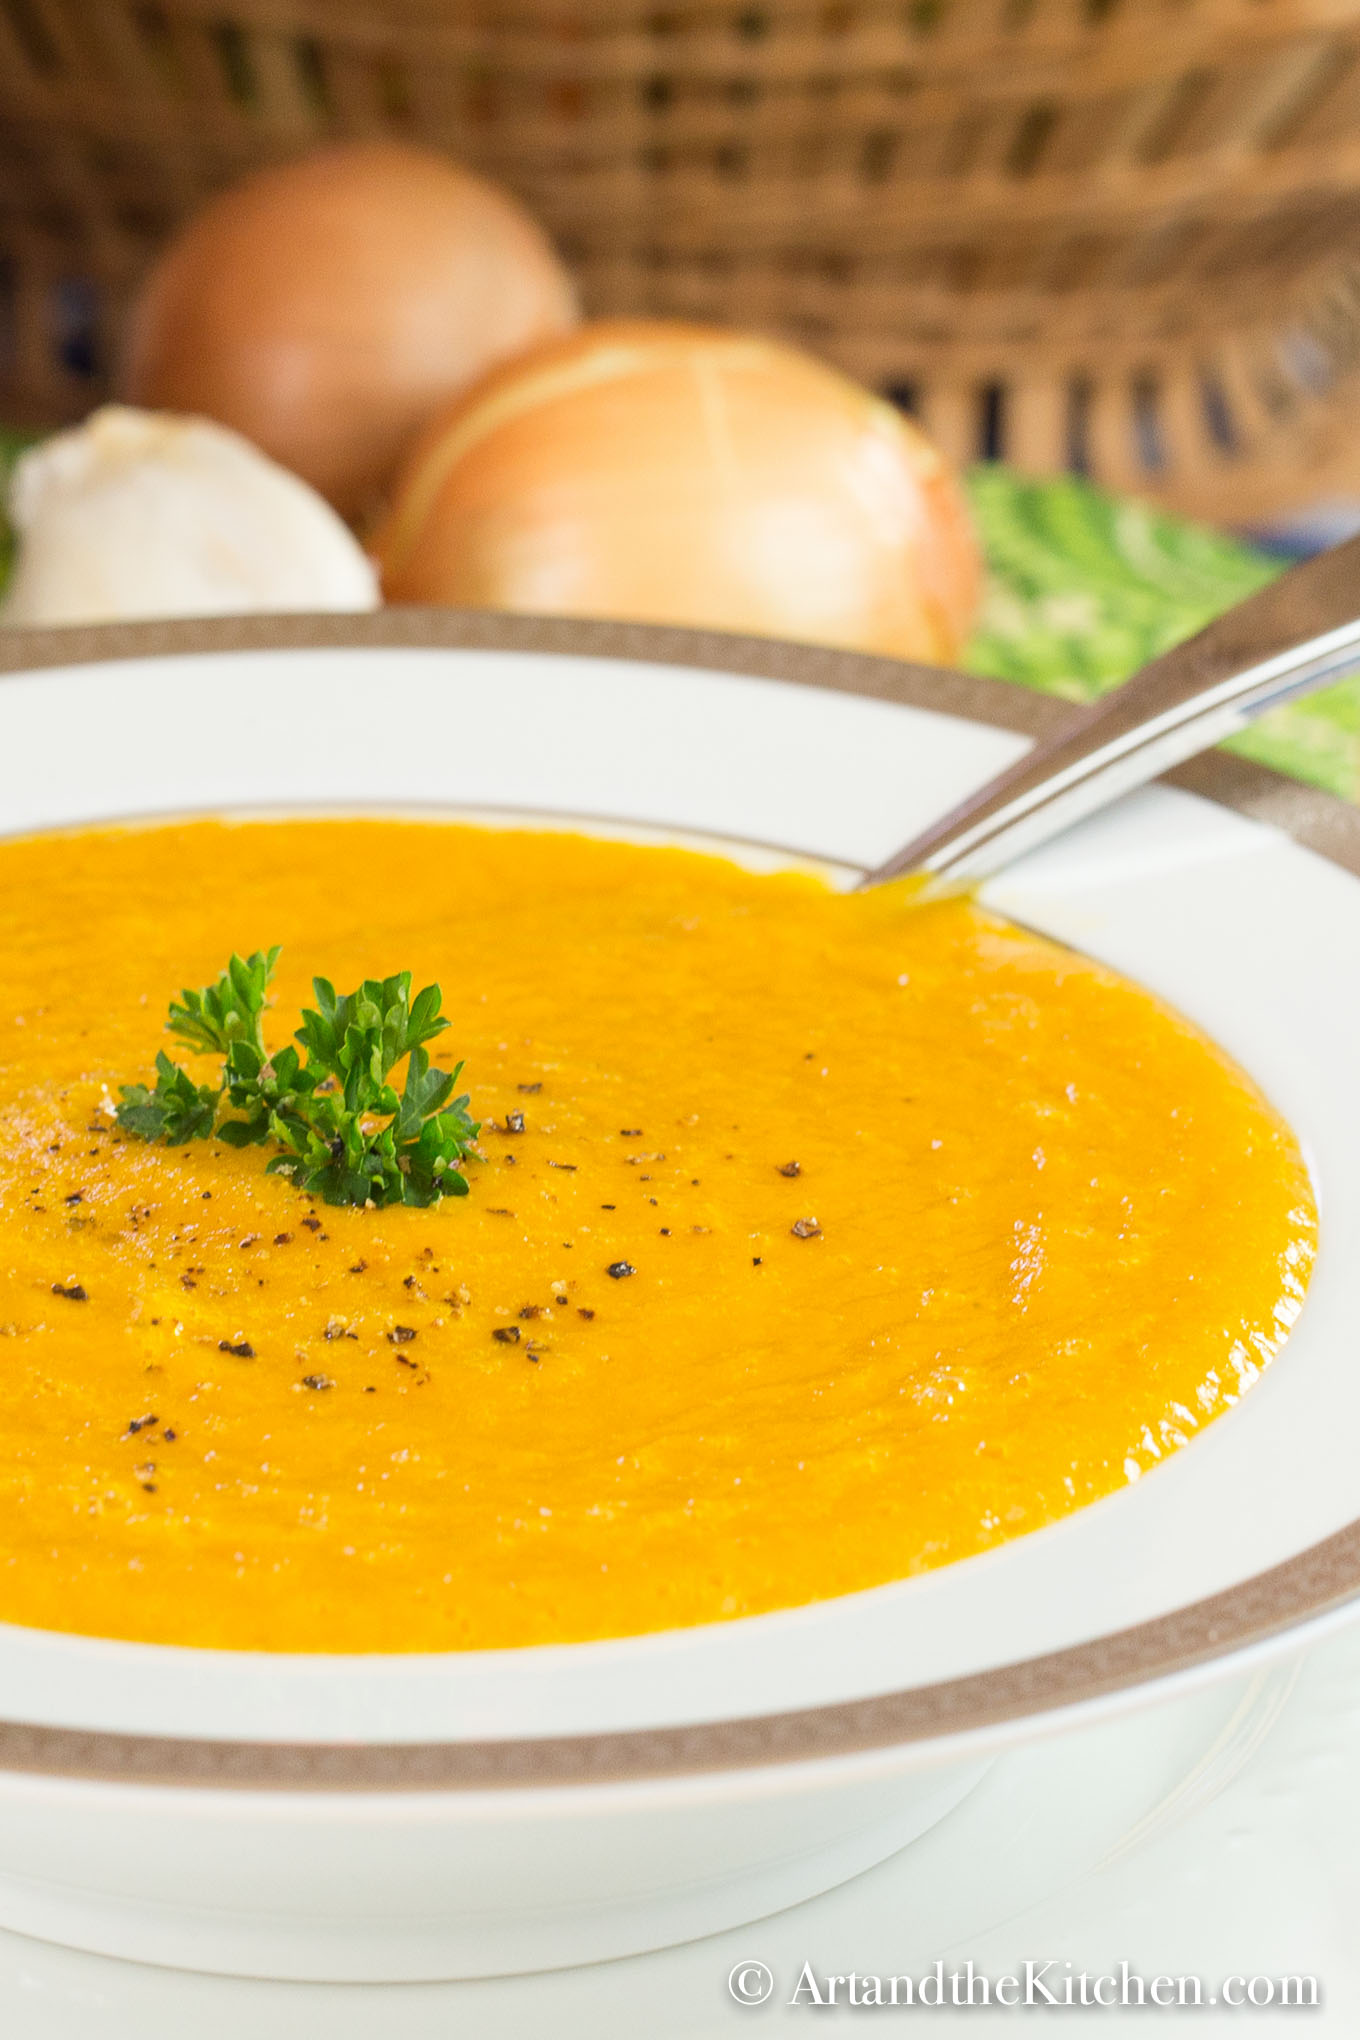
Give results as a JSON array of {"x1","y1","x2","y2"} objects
[{"x1": 861, "y1": 531, "x2": 1360, "y2": 892}]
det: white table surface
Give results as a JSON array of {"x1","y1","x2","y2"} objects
[{"x1": 2, "y1": 1617, "x2": 1358, "y2": 2037}]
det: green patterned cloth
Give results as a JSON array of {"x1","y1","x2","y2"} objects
[
  {"x1": 0, "y1": 428, "x2": 35, "y2": 591},
  {"x1": 0, "y1": 431, "x2": 1353, "y2": 798},
  {"x1": 964, "y1": 465, "x2": 1360, "y2": 801}
]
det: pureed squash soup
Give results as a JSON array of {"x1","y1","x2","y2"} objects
[{"x1": 0, "y1": 816, "x2": 1315, "y2": 1652}]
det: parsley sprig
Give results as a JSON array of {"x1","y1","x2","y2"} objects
[{"x1": 116, "y1": 951, "x2": 480, "y2": 1208}]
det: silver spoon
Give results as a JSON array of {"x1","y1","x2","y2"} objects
[{"x1": 862, "y1": 530, "x2": 1360, "y2": 893}]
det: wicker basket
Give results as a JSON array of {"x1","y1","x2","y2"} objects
[{"x1": 4, "y1": 0, "x2": 1360, "y2": 524}]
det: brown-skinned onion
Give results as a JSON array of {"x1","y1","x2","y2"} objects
[{"x1": 119, "y1": 143, "x2": 578, "y2": 523}]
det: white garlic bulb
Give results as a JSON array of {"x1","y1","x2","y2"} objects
[{"x1": 1, "y1": 406, "x2": 379, "y2": 627}]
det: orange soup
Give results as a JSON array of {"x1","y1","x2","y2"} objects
[{"x1": 0, "y1": 817, "x2": 1315, "y2": 1651}]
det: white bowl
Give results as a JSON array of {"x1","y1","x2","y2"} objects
[{"x1": 0, "y1": 610, "x2": 1357, "y2": 1982}]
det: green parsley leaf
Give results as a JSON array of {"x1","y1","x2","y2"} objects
[
  {"x1": 115, "y1": 951, "x2": 480, "y2": 1208},
  {"x1": 116, "y1": 1050, "x2": 222, "y2": 1144},
  {"x1": 166, "y1": 948, "x2": 279, "y2": 1059}
]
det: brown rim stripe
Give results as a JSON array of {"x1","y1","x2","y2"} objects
[
  {"x1": 0, "y1": 604, "x2": 1355, "y2": 1793},
  {"x1": 0, "y1": 1515, "x2": 1355, "y2": 1792}
]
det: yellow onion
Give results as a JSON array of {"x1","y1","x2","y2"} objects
[
  {"x1": 374, "y1": 320, "x2": 980, "y2": 664},
  {"x1": 119, "y1": 143, "x2": 578, "y2": 522}
]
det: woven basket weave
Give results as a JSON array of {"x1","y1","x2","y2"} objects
[{"x1": 4, "y1": 0, "x2": 1360, "y2": 523}]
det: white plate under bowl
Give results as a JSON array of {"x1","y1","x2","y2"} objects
[{"x1": 0, "y1": 610, "x2": 1356, "y2": 1981}]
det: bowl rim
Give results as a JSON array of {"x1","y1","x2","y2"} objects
[{"x1": 0, "y1": 603, "x2": 1357, "y2": 1794}]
